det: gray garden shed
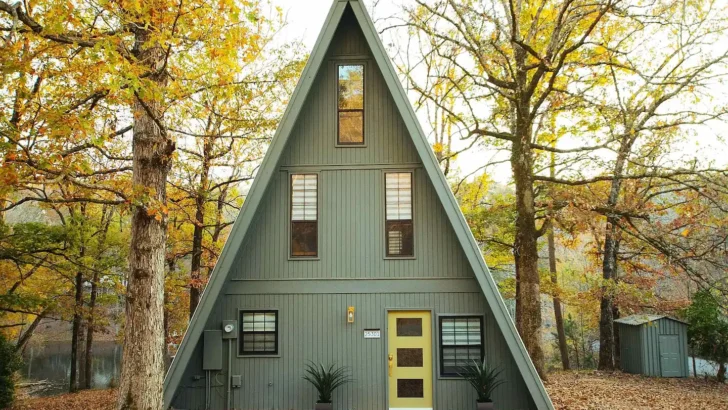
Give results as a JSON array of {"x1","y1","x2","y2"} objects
[{"x1": 615, "y1": 314, "x2": 689, "y2": 377}]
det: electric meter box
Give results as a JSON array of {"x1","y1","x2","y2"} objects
[
  {"x1": 202, "y1": 330, "x2": 222, "y2": 371},
  {"x1": 222, "y1": 320, "x2": 237, "y2": 339}
]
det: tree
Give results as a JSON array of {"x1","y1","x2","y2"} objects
[
  {"x1": 0, "y1": 1, "x2": 290, "y2": 407},
  {"x1": 576, "y1": 2, "x2": 728, "y2": 369},
  {"x1": 0, "y1": 332, "x2": 22, "y2": 408},
  {"x1": 402, "y1": 0, "x2": 624, "y2": 377},
  {"x1": 168, "y1": 45, "x2": 303, "y2": 317},
  {"x1": 684, "y1": 290, "x2": 728, "y2": 381}
]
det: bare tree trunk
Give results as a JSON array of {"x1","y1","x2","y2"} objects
[
  {"x1": 70, "y1": 246, "x2": 85, "y2": 393},
  {"x1": 84, "y1": 268, "x2": 98, "y2": 390},
  {"x1": 511, "y1": 95, "x2": 545, "y2": 378},
  {"x1": 599, "y1": 138, "x2": 633, "y2": 370},
  {"x1": 549, "y1": 229, "x2": 570, "y2": 370},
  {"x1": 15, "y1": 313, "x2": 43, "y2": 354},
  {"x1": 548, "y1": 151, "x2": 569, "y2": 370},
  {"x1": 612, "y1": 305, "x2": 621, "y2": 369},
  {"x1": 117, "y1": 26, "x2": 172, "y2": 410},
  {"x1": 189, "y1": 139, "x2": 211, "y2": 317},
  {"x1": 85, "y1": 208, "x2": 111, "y2": 389},
  {"x1": 510, "y1": 42, "x2": 546, "y2": 379}
]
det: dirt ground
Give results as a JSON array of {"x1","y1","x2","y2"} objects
[{"x1": 8, "y1": 371, "x2": 728, "y2": 410}]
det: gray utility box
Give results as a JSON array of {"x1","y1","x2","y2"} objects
[{"x1": 203, "y1": 330, "x2": 222, "y2": 371}]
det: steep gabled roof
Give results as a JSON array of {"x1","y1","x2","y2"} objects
[{"x1": 163, "y1": 1, "x2": 554, "y2": 408}]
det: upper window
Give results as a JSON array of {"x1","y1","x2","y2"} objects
[
  {"x1": 291, "y1": 174, "x2": 318, "y2": 257},
  {"x1": 385, "y1": 172, "x2": 413, "y2": 257},
  {"x1": 439, "y1": 316, "x2": 484, "y2": 377},
  {"x1": 338, "y1": 64, "x2": 364, "y2": 145},
  {"x1": 240, "y1": 310, "x2": 278, "y2": 356}
]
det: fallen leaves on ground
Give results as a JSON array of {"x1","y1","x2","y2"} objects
[
  {"x1": 8, "y1": 388, "x2": 117, "y2": 410},
  {"x1": 546, "y1": 370, "x2": 728, "y2": 410},
  {"x1": 7, "y1": 372, "x2": 728, "y2": 410}
]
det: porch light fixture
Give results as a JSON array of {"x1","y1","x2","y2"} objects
[{"x1": 347, "y1": 306, "x2": 355, "y2": 323}]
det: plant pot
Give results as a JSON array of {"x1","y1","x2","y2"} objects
[
  {"x1": 476, "y1": 401, "x2": 495, "y2": 410},
  {"x1": 314, "y1": 403, "x2": 333, "y2": 410}
]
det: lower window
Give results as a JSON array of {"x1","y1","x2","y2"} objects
[
  {"x1": 239, "y1": 310, "x2": 278, "y2": 356},
  {"x1": 439, "y1": 316, "x2": 484, "y2": 376}
]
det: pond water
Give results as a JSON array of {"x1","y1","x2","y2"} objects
[
  {"x1": 21, "y1": 341, "x2": 122, "y2": 396},
  {"x1": 689, "y1": 356, "x2": 720, "y2": 377}
]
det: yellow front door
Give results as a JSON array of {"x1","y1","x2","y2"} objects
[{"x1": 387, "y1": 311, "x2": 433, "y2": 410}]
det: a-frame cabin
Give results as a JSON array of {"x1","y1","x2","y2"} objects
[{"x1": 163, "y1": 1, "x2": 553, "y2": 409}]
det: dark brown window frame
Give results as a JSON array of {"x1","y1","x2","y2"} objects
[
  {"x1": 438, "y1": 315, "x2": 485, "y2": 377},
  {"x1": 384, "y1": 171, "x2": 414, "y2": 258},
  {"x1": 290, "y1": 173, "x2": 318, "y2": 258},
  {"x1": 336, "y1": 63, "x2": 365, "y2": 146},
  {"x1": 239, "y1": 310, "x2": 279, "y2": 356}
]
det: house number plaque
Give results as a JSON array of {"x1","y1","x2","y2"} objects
[{"x1": 363, "y1": 329, "x2": 381, "y2": 339}]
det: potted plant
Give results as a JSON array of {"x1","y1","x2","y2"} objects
[
  {"x1": 459, "y1": 359, "x2": 505, "y2": 410},
  {"x1": 303, "y1": 361, "x2": 353, "y2": 410}
]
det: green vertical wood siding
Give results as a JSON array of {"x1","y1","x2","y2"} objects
[
  {"x1": 233, "y1": 169, "x2": 473, "y2": 280},
  {"x1": 278, "y1": 8, "x2": 419, "y2": 167},
  {"x1": 172, "y1": 292, "x2": 535, "y2": 410}
]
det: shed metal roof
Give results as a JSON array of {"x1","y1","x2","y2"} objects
[{"x1": 615, "y1": 314, "x2": 688, "y2": 326}]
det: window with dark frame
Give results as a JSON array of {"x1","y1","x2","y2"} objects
[
  {"x1": 291, "y1": 174, "x2": 318, "y2": 257},
  {"x1": 439, "y1": 316, "x2": 485, "y2": 377},
  {"x1": 239, "y1": 310, "x2": 278, "y2": 356},
  {"x1": 385, "y1": 172, "x2": 413, "y2": 257},
  {"x1": 337, "y1": 64, "x2": 364, "y2": 145}
]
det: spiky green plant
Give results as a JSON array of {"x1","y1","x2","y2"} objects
[
  {"x1": 302, "y1": 362, "x2": 353, "y2": 403},
  {"x1": 459, "y1": 359, "x2": 505, "y2": 403}
]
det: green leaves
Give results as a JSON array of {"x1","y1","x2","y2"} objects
[
  {"x1": 458, "y1": 358, "x2": 505, "y2": 403},
  {"x1": 683, "y1": 290, "x2": 728, "y2": 381},
  {"x1": 302, "y1": 361, "x2": 353, "y2": 403}
]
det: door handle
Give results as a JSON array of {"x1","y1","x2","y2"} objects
[{"x1": 388, "y1": 354, "x2": 393, "y2": 377}]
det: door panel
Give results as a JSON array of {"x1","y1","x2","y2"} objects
[
  {"x1": 659, "y1": 335, "x2": 681, "y2": 377},
  {"x1": 388, "y1": 311, "x2": 433, "y2": 410}
]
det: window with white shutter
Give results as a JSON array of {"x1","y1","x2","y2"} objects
[
  {"x1": 385, "y1": 172, "x2": 413, "y2": 257},
  {"x1": 438, "y1": 316, "x2": 485, "y2": 376},
  {"x1": 239, "y1": 310, "x2": 278, "y2": 355},
  {"x1": 291, "y1": 174, "x2": 318, "y2": 257}
]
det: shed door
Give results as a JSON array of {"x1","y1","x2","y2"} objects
[
  {"x1": 659, "y1": 335, "x2": 681, "y2": 377},
  {"x1": 387, "y1": 311, "x2": 433, "y2": 410}
]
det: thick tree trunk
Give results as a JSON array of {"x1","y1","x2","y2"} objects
[
  {"x1": 510, "y1": 84, "x2": 545, "y2": 377},
  {"x1": 548, "y1": 229, "x2": 570, "y2": 370},
  {"x1": 598, "y1": 137, "x2": 632, "y2": 370},
  {"x1": 117, "y1": 27, "x2": 171, "y2": 410},
  {"x1": 612, "y1": 305, "x2": 621, "y2": 369}
]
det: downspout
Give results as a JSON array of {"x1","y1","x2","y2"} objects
[{"x1": 227, "y1": 339, "x2": 233, "y2": 409}]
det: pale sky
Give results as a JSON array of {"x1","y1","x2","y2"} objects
[{"x1": 272, "y1": 0, "x2": 728, "y2": 185}]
